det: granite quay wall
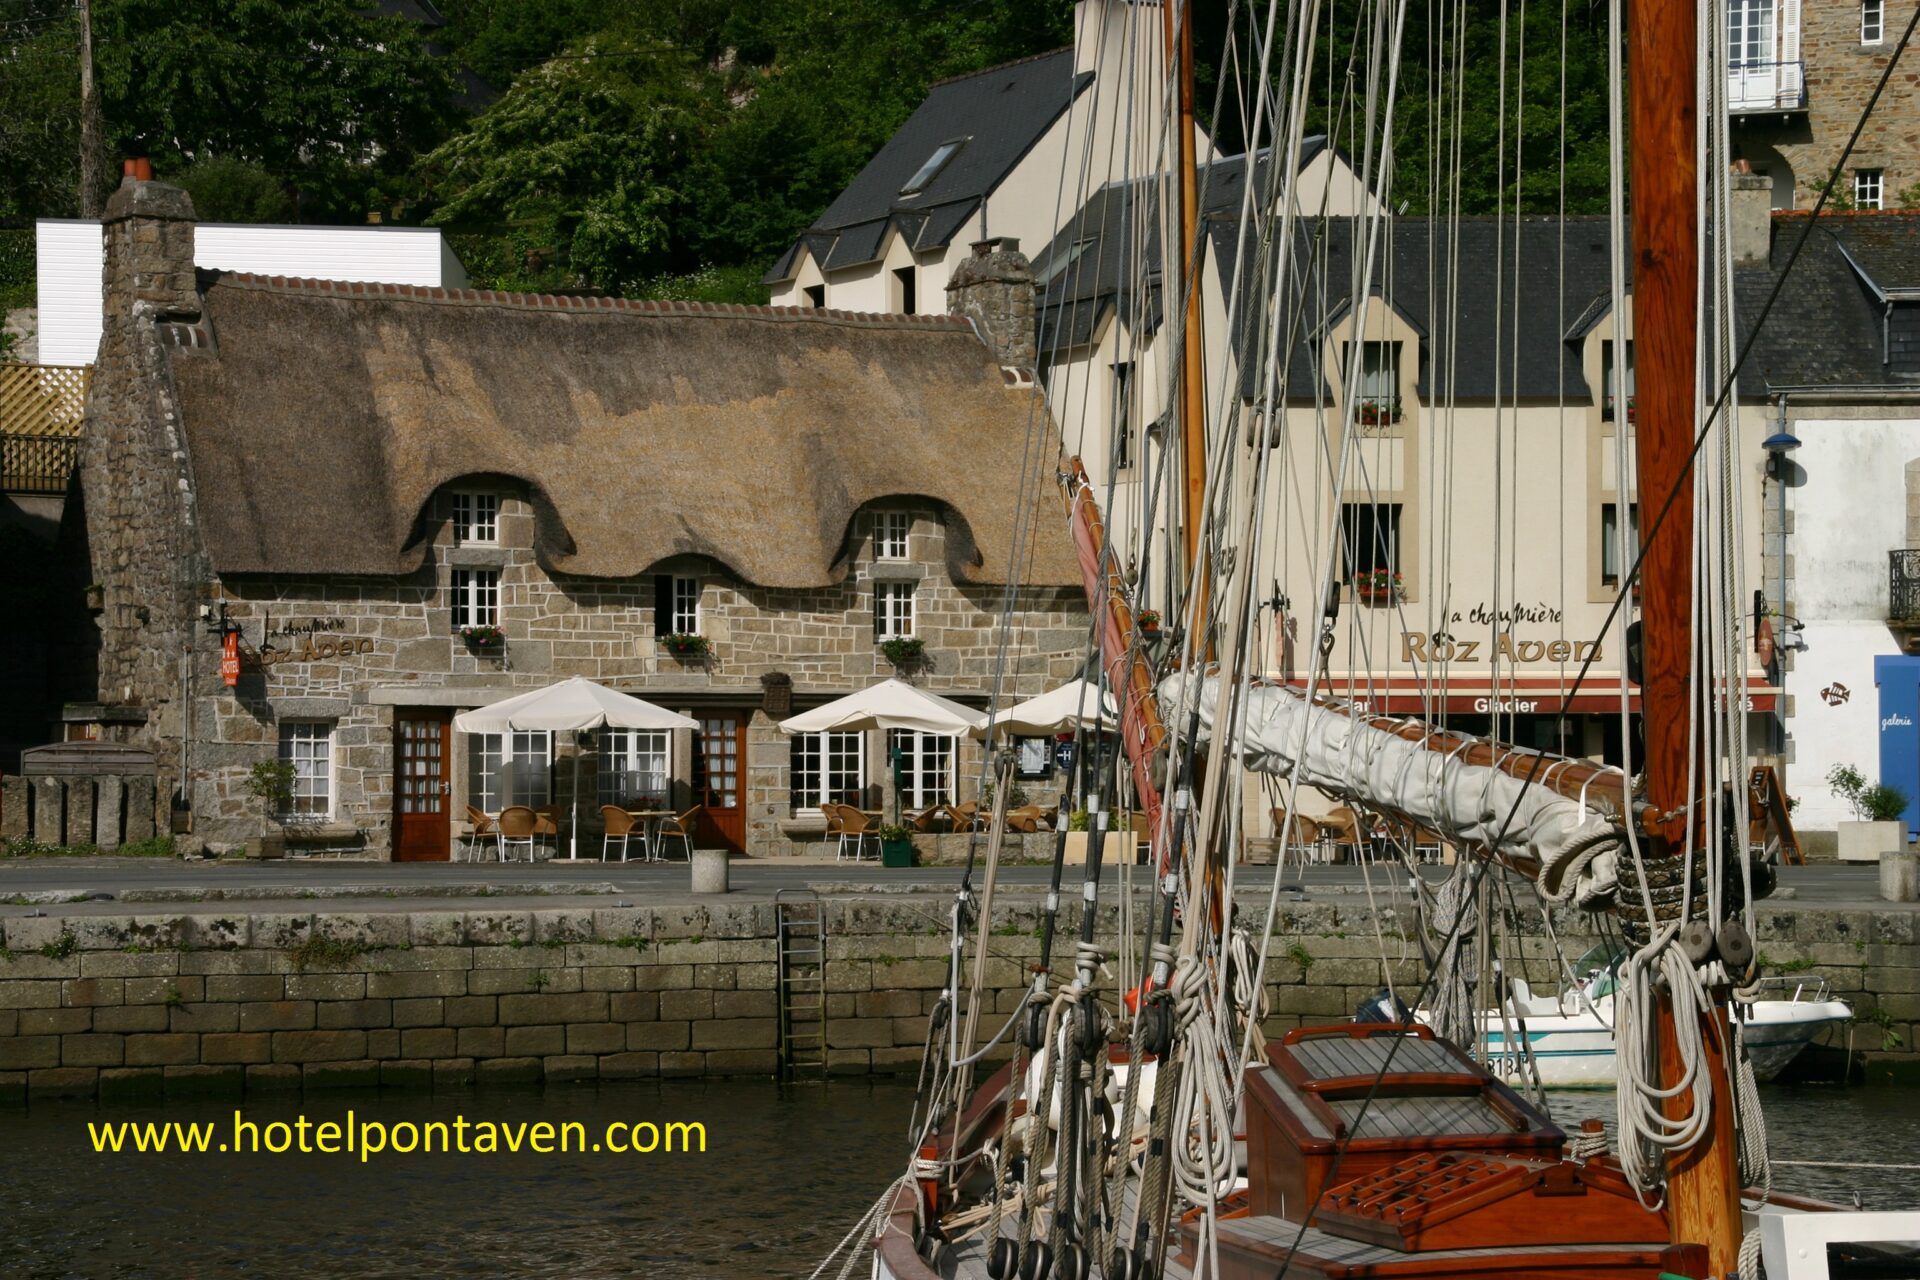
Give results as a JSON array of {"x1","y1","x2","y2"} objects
[{"x1": 1, "y1": 895, "x2": 1915, "y2": 1102}]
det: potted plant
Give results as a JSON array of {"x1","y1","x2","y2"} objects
[
  {"x1": 877, "y1": 822, "x2": 915, "y2": 867},
  {"x1": 1136, "y1": 609, "x2": 1161, "y2": 636},
  {"x1": 1829, "y1": 763, "x2": 1909, "y2": 862},
  {"x1": 880, "y1": 635, "x2": 925, "y2": 668},
  {"x1": 662, "y1": 633, "x2": 710, "y2": 661},
  {"x1": 459, "y1": 623, "x2": 506, "y2": 651},
  {"x1": 242, "y1": 759, "x2": 295, "y2": 859}
]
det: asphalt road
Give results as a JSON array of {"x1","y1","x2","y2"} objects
[{"x1": 0, "y1": 854, "x2": 1896, "y2": 911}]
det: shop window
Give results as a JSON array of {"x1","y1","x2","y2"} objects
[
  {"x1": 450, "y1": 568, "x2": 499, "y2": 628},
  {"x1": 599, "y1": 729, "x2": 670, "y2": 808},
  {"x1": 278, "y1": 722, "x2": 333, "y2": 821},
  {"x1": 468, "y1": 730, "x2": 552, "y2": 812},
  {"x1": 887, "y1": 730, "x2": 955, "y2": 810},
  {"x1": 452, "y1": 492, "x2": 498, "y2": 545},
  {"x1": 790, "y1": 731, "x2": 864, "y2": 812}
]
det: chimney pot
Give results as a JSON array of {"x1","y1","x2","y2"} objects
[{"x1": 1730, "y1": 169, "x2": 1773, "y2": 270}]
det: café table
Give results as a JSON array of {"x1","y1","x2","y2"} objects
[{"x1": 625, "y1": 809, "x2": 675, "y2": 862}]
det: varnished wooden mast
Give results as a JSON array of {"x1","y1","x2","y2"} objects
[
  {"x1": 1164, "y1": 0, "x2": 1209, "y2": 636},
  {"x1": 1625, "y1": 0, "x2": 1742, "y2": 1271}
]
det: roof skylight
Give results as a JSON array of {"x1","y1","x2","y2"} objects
[{"x1": 900, "y1": 140, "x2": 965, "y2": 196}]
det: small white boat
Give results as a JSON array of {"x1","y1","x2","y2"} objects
[{"x1": 1420, "y1": 946, "x2": 1854, "y2": 1088}]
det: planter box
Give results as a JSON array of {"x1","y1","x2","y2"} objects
[
  {"x1": 1837, "y1": 820, "x2": 1905, "y2": 863},
  {"x1": 880, "y1": 837, "x2": 915, "y2": 868}
]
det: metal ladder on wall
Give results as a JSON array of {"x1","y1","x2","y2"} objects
[{"x1": 775, "y1": 888, "x2": 828, "y2": 1079}]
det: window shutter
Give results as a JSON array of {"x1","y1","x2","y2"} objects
[
  {"x1": 654, "y1": 575, "x2": 672, "y2": 637},
  {"x1": 1781, "y1": 0, "x2": 1801, "y2": 100}
]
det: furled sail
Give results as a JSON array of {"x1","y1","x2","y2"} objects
[{"x1": 1161, "y1": 671, "x2": 1627, "y2": 909}]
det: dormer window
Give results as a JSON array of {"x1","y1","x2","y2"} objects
[
  {"x1": 453, "y1": 492, "x2": 498, "y2": 545},
  {"x1": 1039, "y1": 238, "x2": 1094, "y2": 288},
  {"x1": 900, "y1": 140, "x2": 964, "y2": 196}
]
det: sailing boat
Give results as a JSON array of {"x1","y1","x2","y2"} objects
[{"x1": 829, "y1": 1, "x2": 1920, "y2": 1278}]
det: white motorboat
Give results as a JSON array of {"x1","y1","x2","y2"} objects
[{"x1": 1430, "y1": 946, "x2": 1855, "y2": 1088}]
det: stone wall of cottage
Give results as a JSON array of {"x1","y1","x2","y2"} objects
[
  {"x1": 197, "y1": 486, "x2": 1089, "y2": 855},
  {"x1": 77, "y1": 178, "x2": 215, "y2": 827},
  {"x1": 1733, "y1": 0, "x2": 1920, "y2": 207}
]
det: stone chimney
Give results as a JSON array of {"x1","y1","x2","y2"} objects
[
  {"x1": 946, "y1": 237, "x2": 1037, "y2": 371},
  {"x1": 1731, "y1": 166, "x2": 1772, "y2": 270},
  {"x1": 102, "y1": 169, "x2": 200, "y2": 323}
]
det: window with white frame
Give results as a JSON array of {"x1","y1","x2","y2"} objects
[
  {"x1": 598, "y1": 729, "x2": 670, "y2": 808},
  {"x1": 1864, "y1": 0, "x2": 1885, "y2": 43},
  {"x1": 873, "y1": 581, "x2": 915, "y2": 640},
  {"x1": 452, "y1": 492, "x2": 498, "y2": 545},
  {"x1": 887, "y1": 730, "x2": 954, "y2": 809},
  {"x1": 467, "y1": 730, "x2": 552, "y2": 812},
  {"x1": 278, "y1": 722, "x2": 333, "y2": 820},
  {"x1": 1601, "y1": 502, "x2": 1642, "y2": 586},
  {"x1": 450, "y1": 568, "x2": 499, "y2": 628},
  {"x1": 1856, "y1": 168, "x2": 1885, "y2": 210},
  {"x1": 1349, "y1": 341, "x2": 1401, "y2": 424},
  {"x1": 875, "y1": 512, "x2": 911, "y2": 561},
  {"x1": 1602, "y1": 339, "x2": 1636, "y2": 420},
  {"x1": 790, "y1": 731, "x2": 865, "y2": 812},
  {"x1": 652, "y1": 575, "x2": 700, "y2": 636}
]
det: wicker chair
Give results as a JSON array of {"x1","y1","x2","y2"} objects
[
  {"x1": 1270, "y1": 808, "x2": 1325, "y2": 863},
  {"x1": 496, "y1": 806, "x2": 538, "y2": 862},
  {"x1": 600, "y1": 806, "x2": 641, "y2": 862},
  {"x1": 1006, "y1": 805, "x2": 1048, "y2": 834},
  {"x1": 907, "y1": 803, "x2": 948, "y2": 833},
  {"x1": 463, "y1": 806, "x2": 501, "y2": 862},
  {"x1": 830, "y1": 803, "x2": 880, "y2": 861},
  {"x1": 1318, "y1": 806, "x2": 1362, "y2": 864},
  {"x1": 652, "y1": 805, "x2": 701, "y2": 861},
  {"x1": 944, "y1": 801, "x2": 983, "y2": 832},
  {"x1": 533, "y1": 805, "x2": 562, "y2": 859}
]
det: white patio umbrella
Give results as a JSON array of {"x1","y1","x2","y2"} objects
[
  {"x1": 973, "y1": 678, "x2": 1119, "y2": 739},
  {"x1": 778, "y1": 679, "x2": 987, "y2": 821},
  {"x1": 454, "y1": 676, "x2": 698, "y2": 859}
]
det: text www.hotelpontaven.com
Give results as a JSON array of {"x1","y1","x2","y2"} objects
[{"x1": 88, "y1": 1112, "x2": 706, "y2": 1161}]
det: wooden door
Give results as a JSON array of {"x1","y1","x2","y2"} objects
[
  {"x1": 693, "y1": 712, "x2": 748, "y2": 853},
  {"x1": 393, "y1": 709, "x2": 452, "y2": 861}
]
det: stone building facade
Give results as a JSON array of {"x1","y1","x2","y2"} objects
[
  {"x1": 1731, "y1": 0, "x2": 1920, "y2": 209},
  {"x1": 78, "y1": 176, "x2": 1092, "y2": 859}
]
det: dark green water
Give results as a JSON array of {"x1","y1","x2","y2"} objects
[{"x1": 3, "y1": 1080, "x2": 1917, "y2": 1278}]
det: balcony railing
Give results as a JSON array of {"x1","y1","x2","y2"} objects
[
  {"x1": 0, "y1": 363, "x2": 89, "y2": 495},
  {"x1": 1891, "y1": 550, "x2": 1920, "y2": 624},
  {"x1": 1728, "y1": 60, "x2": 1806, "y2": 113}
]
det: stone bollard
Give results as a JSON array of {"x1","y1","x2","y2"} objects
[
  {"x1": 691, "y1": 847, "x2": 730, "y2": 894},
  {"x1": 1882, "y1": 851, "x2": 1920, "y2": 903}
]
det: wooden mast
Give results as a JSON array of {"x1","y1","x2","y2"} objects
[
  {"x1": 1164, "y1": 0, "x2": 1209, "y2": 636},
  {"x1": 1625, "y1": 0, "x2": 1742, "y2": 1272}
]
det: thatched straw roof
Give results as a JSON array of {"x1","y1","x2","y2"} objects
[{"x1": 165, "y1": 274, "x2": 1077, "y2": 588}]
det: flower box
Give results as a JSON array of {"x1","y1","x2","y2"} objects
[
  {"x1": 1356, "y1": 398, "x2": 1402, "y2": 427},
  {"x1": 1136, "y1": 610, "x2": 1161, "y2": 635},
  {"x1": 663, "y1": 633, "x2": 710, "y2": 661},
  {"x1": 1355, "y1": 570, "x2": 1404, "y2": 604},
  {"x1": 459, "y1": 624, "x2": 506, "y2": 649}
]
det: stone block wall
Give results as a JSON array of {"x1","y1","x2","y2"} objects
[
  {"x1": 1, "y1": 896, "x2": 1914, "y2": 1102},
  {"x1": 0, "y1": 774, "x2": 155, "y2": 849},
  {"x1": 176, "y1": 490, "x2": 1086, "y2": 854},
  {"x1": 1733, "y1": 0, "x2": 1920, "y2": 207}
]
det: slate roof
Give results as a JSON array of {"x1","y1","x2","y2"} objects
[
  {"x1": 159, "y1": 273, "x2": 1079, "y2": 588},
  {"x1": 1203, "y1": 210, "x2": 1920, "y2": 402},
  {"x1": 763, "y1": 49, "x2": 1091, "y2": 283},
  {"x1": 1034, "y1": 144, "x2": 1327, "y2": 356}
]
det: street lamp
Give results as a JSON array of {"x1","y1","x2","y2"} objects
[{"x1": 1762, "y1": 429, "x2": 1801, "y2": 479}]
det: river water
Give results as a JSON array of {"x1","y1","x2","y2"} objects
[{"x1": 3, "y1": 1080, "x2": 1917, "y2": 1278}]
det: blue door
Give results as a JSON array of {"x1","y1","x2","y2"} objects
[{"x1": 1874, "y1": 654, "x2": 1920, "y2": 836}]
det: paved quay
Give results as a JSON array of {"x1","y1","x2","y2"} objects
[{"x1": 0, "y1": 856, "x2": 1902, "y2": 914}]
